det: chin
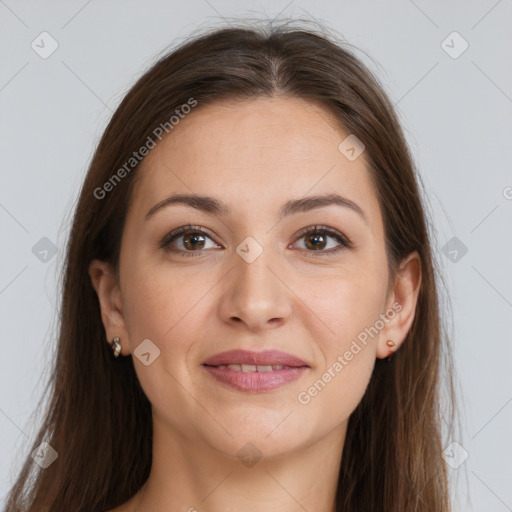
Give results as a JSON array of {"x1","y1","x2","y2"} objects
[{"x1": 200, "y1": 419, "x2": 311, "y2": 462}]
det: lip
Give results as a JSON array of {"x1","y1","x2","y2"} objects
[
  {"x1": 202, "y1": 350, "x2": 310, "y2": 392},
  {"x1": 202, "y1": 349, "x2": 309, "y2": 367}
]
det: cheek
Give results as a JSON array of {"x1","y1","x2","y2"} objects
[
  {"x1": 297, "y1": 311, "x2": 377, "y2": 424},
  {"x1": 121, "y1": 278, "x2": 172, "y2": 344},
  {"x1": 121, "y1": 257, "x2": 200, "y2": 341},
  {"x1": 309, "y1": 358, "x2": 375, "y2": 431},
  {"x1": 295, "y1": 266, "x2": 386, "y2": 425},
  {"x1": 293, "y1": 338, "x2": 376, "y2": 447},
  {"x1": 299, "y1": 266, "x2": 387, "y2": 349},
  {"x1": 119, "y1": 263, "x2": 204, "y2": 411}
]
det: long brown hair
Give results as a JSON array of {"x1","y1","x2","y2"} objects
[{"x1": 4, "y1": 18, "x2": 459, "y2": 511}]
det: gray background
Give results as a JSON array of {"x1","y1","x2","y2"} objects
[{"x1": 1, "y1": 0, "x2": 511, "y2": 510}]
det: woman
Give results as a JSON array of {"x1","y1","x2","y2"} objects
[{"x1": 4, "y1": 19, "x2": 458, "y2": 512}]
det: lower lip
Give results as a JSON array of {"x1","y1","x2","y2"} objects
[{"x1": 203, "y1": 365, "x2": 308, "y2": 392}]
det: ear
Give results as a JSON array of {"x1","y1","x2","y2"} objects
[
  {"x1": 376, "y1": 251, "x2": 422, "y2": 359},
  {"x1": 88, "y1": 259, "x2": 130, "y2": 356}
]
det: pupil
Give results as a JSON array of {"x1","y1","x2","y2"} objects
[
  {"x1": 185, "y1": 233, "x2": 204, "y2": 249},
  {"x1": 307, "y1": 234, "x2": 325, "y2": 250}
]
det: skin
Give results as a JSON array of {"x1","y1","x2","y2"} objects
[{"x1": 89, "y1": 96, "x2": 421, "y2": 512}]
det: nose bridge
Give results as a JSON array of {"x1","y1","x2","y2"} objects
[
  {"x1": 236, "y1": 247, "x2": 276, "y2": 297},
  {"x1": 218, "y1": 238, "x2": 292, "y2": 330}
]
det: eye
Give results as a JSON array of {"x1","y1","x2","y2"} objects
[
  {"x1": 159, "y1": 224, "x2": 352, "y2": 258},
  {"x1": 292, "y1": 225, "x2": 352, "y2": 257},
  {"x1": 159, "y1": 224, "x2": 220, "y2": 257}
]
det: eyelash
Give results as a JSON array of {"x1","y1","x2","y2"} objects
[{"x1": 158, "y1": 224, "x2": 352, "y2": 258}]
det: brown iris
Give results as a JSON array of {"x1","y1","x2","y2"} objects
[
  {"x1": 304, "y1": 232, "x2": 327, "y2": 251},
  {"x1": 182, "y1": 232, "x2": 206, "y2": 250}
]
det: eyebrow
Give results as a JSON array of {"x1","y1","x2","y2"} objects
[{"x1": 145, "y1": 192, "x2": 367, "y2": 224}]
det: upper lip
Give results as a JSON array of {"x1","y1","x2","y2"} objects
[{"x1": 202, "y1": 350, "x2": 309, "y2": 367}]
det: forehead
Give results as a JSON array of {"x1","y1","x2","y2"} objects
[{"x1": 129, "y1": 96, "x2": 381, "y2": 228}]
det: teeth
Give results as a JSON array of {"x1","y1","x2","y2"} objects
[{"x1": 218, "y1": 364, "x2": 287, "y2": 372}]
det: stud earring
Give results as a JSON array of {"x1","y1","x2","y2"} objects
[
  {"x1": 110, "y1": 337, "x2": 121, "y2": 358},
  {"x1": 386, "y1": 339, "x2": 395, "y2": 362}
]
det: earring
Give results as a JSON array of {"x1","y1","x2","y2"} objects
[
  {"x1": 386, "y1": 339, "x2": 395, "y2": 362},
  {"x1": 110, "y1": 337, "x2": 121, "y2": 358}
]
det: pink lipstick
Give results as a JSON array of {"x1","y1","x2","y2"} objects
[{"x1": 202, "y1": 349, "x2": 309, "y2": 392}]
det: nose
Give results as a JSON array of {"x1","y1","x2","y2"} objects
[{"x1": 217, "y1": 247, "x2": 293, "y2": 332}]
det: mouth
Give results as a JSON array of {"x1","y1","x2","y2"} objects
[
  {"x1": 206, "y1": 363, "x2": 300, "y2": 372},
  {"x1": 202, "y1": 350, "x2": 310, "y2": 392}
]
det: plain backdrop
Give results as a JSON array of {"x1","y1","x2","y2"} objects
[{"x1": 1, "y1": 1, "x2": 511, "y2": 510}]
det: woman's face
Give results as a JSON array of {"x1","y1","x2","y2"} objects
[{"x1": 92, "y1": 96, "x2": 417, "y2": 461}]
